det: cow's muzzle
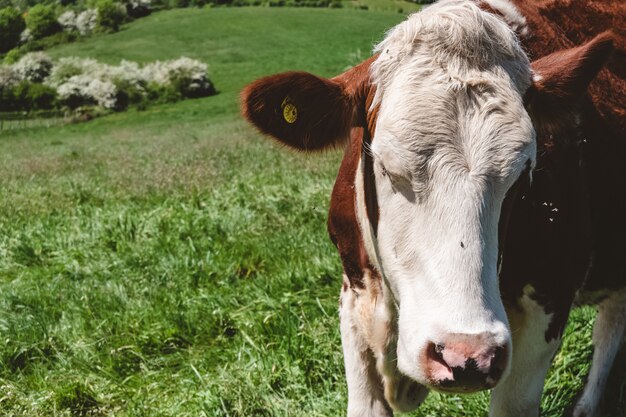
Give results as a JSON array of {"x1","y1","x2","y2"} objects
[{"x1": 423, "y1": 332, "x2": 508, "y2": 392}]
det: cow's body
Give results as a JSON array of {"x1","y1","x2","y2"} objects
[
  {"x1": 242, "y1": 1, "x2": 625, "y2": 416},
  {"x1": 488, "y1": 2, "x2": 626, "y2": 415}
]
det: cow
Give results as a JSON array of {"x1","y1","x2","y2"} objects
[{"x1": 241, "y1": 1, "x2": 625, "y2": 416}]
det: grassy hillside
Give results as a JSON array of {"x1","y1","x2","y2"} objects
[{"x1": 0, "y1": 6, "x2": 624, "y2": 417}]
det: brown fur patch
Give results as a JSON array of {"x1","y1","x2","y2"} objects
[
  {"x1": 328, "y1": 128, "x2": 370, "y2": 288},
  {"x1": 487, "y1": 0, "x2": 626, "y2": 346},
  {"x1": 526, "y1": 32, "x2": 615, "y2": 149}
]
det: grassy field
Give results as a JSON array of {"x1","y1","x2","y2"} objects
[{"x1": 0, "y1": 6, "x2": 624, "y2": 417}]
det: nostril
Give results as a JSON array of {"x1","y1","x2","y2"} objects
[
  {"x1": 493, "y1": 345, "x2": 507, "y2": 368},
  {"x1": 486, "y1": 345, "x2": 507, "y2": 383},
  {"x1": 426, "y1": 342, "x2": 453, "y2": 381}
]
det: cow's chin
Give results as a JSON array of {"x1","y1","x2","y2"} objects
[
  {"x1": 395, "y1": 352, "x2": 485, "y2": 395},
  {"x1": 382, "y1": 373, "x2": 429, "y2": 412}
]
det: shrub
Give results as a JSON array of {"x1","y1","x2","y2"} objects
[
  {"x1": 13, "y1": 52, "x2": 52, "y2": 82},
  {"x1": 1, "y1": 56, "x2": 215, "y2": 115},
  {"x1": 57, "y1": 10, "x2": 77, "y2": 32},
  {"x1": 124, "y1": 0, "x2": 152, "y2": 18},
  {"x1": 96, "y1": 0, "x2": 126, "y2": 32},
  {"x1": 76, "y1": 9, "x2": 97, "y2": 35},
  {"x1": 19, "y1": 27, "x2": 31, "y2": 42},
  {"x1": 25, "y1": 4, "x2": 61, "y2": 40},
  {"x1": 45, "y1": 56, "x2": 88, "y2": 87},
  {"x1": 0, "y1": 7, "x2": 26, "y2": 53},
  {"x1": 0, "y1": 81, "x2": 56, "y2": 111},
  {"x1": 57, "y1": 74, "x2": 117, "y2": 109},
  {"x1": 146, "y1": 81, "x2": 180, "y2": 104},
  {"x1": 12, "y1": 81, "x2": 56, "y2": 110},
  {"x1": 0, "y1": 65, "x2": 19, "y2": 88},
  {"x1": 112, "y1": 78, "x2": 145, "y2": 109},
  {"x1": 0, "y1": 85, "x2": 14, "y2": 111},
  {"x1": 142, "y1": 57, "x2": 215, "y2": 98}
]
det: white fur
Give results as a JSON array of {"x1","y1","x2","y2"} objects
[
  {"x1": 350, "y1": 169, "x2": 429, "y2": 412},
  {"x1": 340, "y1": 273, "x2": 393, "y2": 417},
  {"x1": 365, "y1": 0, "x2": 535, "y2": 385},
  {"x1": 573, "y1": 288, "x2": 626, "y2": 417},
  {"x1": 481, "y1": 0, "x2": 529, "y2": 36},
  {"x1": 489, "y1": 285, "x2": 562, "y2": 417},
  {"x1": 340, "y1": 270, "x2": 429, "y2": 416}
]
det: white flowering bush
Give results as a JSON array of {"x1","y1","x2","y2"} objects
[
  {"x1": 56, "y1": 9, "x2": 98, "y2": 36},
  {"x1": 1, "y1": 57, "x2": 57, "y2": 113},
  {"x1": 76, "y1": 9, "x2": 98, "y2": 35},
  {"x1": 58, "y1": 10, "x2": 77, "y2": 32},
  {"x1": 13, "y1": 52, "x2": 53, "y2": 83},
  {"x1": 57, "y1": 75, "x2": 117, "y2": 109},
  {"x1": 19, "y1": 28, "x2": 32, "y2": 44},
  {"x1": 46, "y1": 57, "x2": 102, "y2": 88},
  {"x1": 143, "y1": 57, "x2": 215, "y2": 98},
  {"x1": 132, "y1": 0, "x2": 153, "y2": 8},
  {"x1": 0, "y1": 65, "x2": 20, "y2": 88},
  {"x1": 1, "y1": 54, "x2": 215, "y2": 115}
]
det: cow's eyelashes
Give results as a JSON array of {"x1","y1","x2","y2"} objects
[
  {"x1": 379, "y1": 162, "x2": 412, "y2": 192},
  {"x1": 379, "y1": 164, "x2": 398, "y2": 183}
]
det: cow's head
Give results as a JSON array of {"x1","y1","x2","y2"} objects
[{"x1": 241, "y1": 0, "x2": 613, "y2": 397}]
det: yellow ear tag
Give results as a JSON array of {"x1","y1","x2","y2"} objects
[{"x1": 281, "y1": 98, "x2": 297, "y2": 124}]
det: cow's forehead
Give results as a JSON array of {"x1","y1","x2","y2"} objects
[
  {"x1": 371, "y1": 0, "x2": 532, "y2": 104},
  {"x1": 369, "y1": 0, "x2": 535, "y2": 190},
  {"x1": 372, "y1": 78, "x2": 535, "y2": 187}
]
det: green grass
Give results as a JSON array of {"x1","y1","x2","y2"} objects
[
  {"x1": 0, "y1": 6, "x2": 624, "y2": 417},
  {"x1": 343, "y1": 0, "x2": 422, "y2": 12}
]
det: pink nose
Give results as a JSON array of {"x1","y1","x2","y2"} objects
[{"x1": 424, "y1": 333, "x2": 508, "y2": 392}]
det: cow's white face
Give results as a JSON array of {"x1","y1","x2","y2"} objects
[{"x1": 360, "y1": 0, "x2": 536, "y2": 391}]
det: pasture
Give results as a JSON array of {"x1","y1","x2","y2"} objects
[{"x1": 0, "y1": 6, "x2": 624, "y2": 417}]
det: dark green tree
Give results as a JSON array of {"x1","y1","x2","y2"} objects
[
  {"x1": 96, "y1": 0, "x2": 126, "y2": 32},
  {"x1": 0, "y1": 7, "x2": 25, "y2": 53},
  {"x1": 25, "y1": 4, "x2": 60, "y2": 39}
]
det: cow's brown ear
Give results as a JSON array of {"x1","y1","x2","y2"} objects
[
  {"x1": 241, "y1": 72, "x2": 352, "y2": 151},
  {"x1": 241, "y1": 57, "x2": 375, "y2": 151},
  {"x1": 525, "y1": 32, "x2": 614, "y2": 138},
  {"x1": 530, "y1": 31, "x2": 614, "y2": 100}
]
